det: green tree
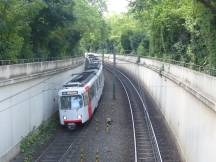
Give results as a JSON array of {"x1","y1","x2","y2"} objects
[
  {"x1": 0, "y1": 0, "x2": 45, "y2": 60},
  {"x1": 73, "y1": 0, "x2": 108, "y2": 53},
  {"x1": 129, "y1": 0, "x2": 216, "y2": 67},
  {"x1": 0, "y1": 0, "x2": 107, "y2": 60}
]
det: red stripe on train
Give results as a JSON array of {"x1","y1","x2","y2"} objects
[
  {"x1": 85, "y1": 85, "x2": 93, "y2": 118},
  {"x1": 85, "y1": 85, "x2": 90, "y2": 92},
  {"x1": 88, "y1": 97, "x2": 93, "y2": 118},
  {"x1": 64, "y1": 120, "x2": 82, "y2": 124}
]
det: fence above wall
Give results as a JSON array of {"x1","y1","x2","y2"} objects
[
  {"x1": 0, "y1": 56, "x2": 83, "y2": 66},
  {"x1": 0, "y1": 56, "x2": 85, "y2": 87}
]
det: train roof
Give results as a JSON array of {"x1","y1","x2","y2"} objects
[
  {"x1": 87, "y1": 54, "x2": 95, "y2": 57},
  {"x1": 86, "y1": 62, "x2": 101, "y2": 70},
  {"x1": 64, "y1": 71, "x2": 95, "y2": 87},
  {"x1": 64, "y1": 62, "x2": 101, "y2": 88}
]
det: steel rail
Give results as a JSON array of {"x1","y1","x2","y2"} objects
[
  {"x1": 35, "y1": 63, "x2": 162, "y2": 162},
  {"x1": 34, "y1": 131, "x2": 77, "y2": 162},
  {"x1": 35, "y1": 86, "x2": 101, "y2": 162},
  {"x1": 35, "y1": 124, "x2": 89, "y2": 162},
  {"x1": 116, "y1": 66, "x2": 163, "y2": 162},
  {"x1": 115, "y1": 67, "x2": 163, "y2": 162},
  {"x1": 105, "y1": 66, "x2": 138, "y2": 162},
  {"x1": 58, "y1": 126, "x2": 89, "y2": 162},
  {"x1": 105, "y1": 63, "x2": 163, "y2": 162}
]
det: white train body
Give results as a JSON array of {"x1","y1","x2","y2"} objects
[{"x1": 58, "y1": 58, "x2": 104, "y2": 126}]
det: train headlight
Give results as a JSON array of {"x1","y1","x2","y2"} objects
[
  {"x1": 63, "y1": 116, "x2": 67, "y2": 120},
  {"x1": 78, "y1": 115, "x2": 82, "y2": 119}
]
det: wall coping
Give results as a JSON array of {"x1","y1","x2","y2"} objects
[
  {"x1": 0, "y1": 57, "x2": 84, "y2": 87},
  {"x1": 112, "y1": 55, "x2": 216, "y2": 113}
]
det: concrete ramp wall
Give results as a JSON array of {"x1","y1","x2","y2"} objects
[
  {"x1": 0, "y1": 58, "x2": 85, "y2": 162},
  {"x1": 105, "y1": 54, "x2": 216, "y2": 162}
]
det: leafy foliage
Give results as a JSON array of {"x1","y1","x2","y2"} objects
[
  {"x1": 127, "y1": 0, "x2": 216, "y2": 67},
  {"x1": 0, "y1": 0, "x2": 108, "y2": 60},
  {"x1": 74, "y1": 0, "x2": 108, "y2": 53},
  {"x1": 105, "y1": 0, "x2": 216, "y2": 68},
  {"x1": 20, "y1": 116, "x2": 58, "y2": 162},
  {"x1": 105, "y1": 14, "x2": 144, "y2": 54},
  {"x1": 1, "y1": 0, "x2": 216, "y2": 68}
]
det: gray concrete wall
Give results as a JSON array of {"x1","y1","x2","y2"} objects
[
  {"x1": 0, "y1": 58, "x2": 82, "y2": 80},
  {"x1": 105, "y1": 54, "x2": 216, "y2": 162},
  {"x1": 0, "y1": 58, "x2": 85, "y2": 162}
]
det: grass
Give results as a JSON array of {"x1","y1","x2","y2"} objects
[{"x1": 20, "y1": 114, "x2": 59, "y2": 162}]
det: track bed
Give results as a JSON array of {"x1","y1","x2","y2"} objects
[
  {"x1": 34, "y1": 70, "x2": 135, "y2": 162},
  {"x1": 12, "y1": 66, "x2": 182, "y2": 162}
]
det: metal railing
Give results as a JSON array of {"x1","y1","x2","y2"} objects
[
  {"x1": 116, "y1": 54, "x2": 216, "y2": 76},
  {"x1": 139, "y1": 56, "x2": 216, "y2": 76},
  {"x1": 0, "y1": 56, "x2": 82, "y2": 66}
]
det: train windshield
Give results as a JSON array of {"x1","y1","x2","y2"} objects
[{"x1": 60, "y1": 95, "x2": 83, "y2": 110}]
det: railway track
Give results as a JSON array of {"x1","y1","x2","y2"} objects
[
  {"x1": 35, "y1": 126, "x2": 82, "y2": 162},
  {"x1": 34, "y1": 64, "x2": 181, "y2": 162},
  {"x1": 105, "y1": 64, "x2": 162, "y2": 162},
  {"x1": 34, "y1": 69, "x2": 134, "y2": 162},
  {"x1": 105, "y1": 63, "x2": 182, "y2": 162},
  {"x1": 35, "y1": 118, "x2": 97, "y2": 162},
  {"x1": 122, "y1": 70, "x2": 182, "y2": 162}
]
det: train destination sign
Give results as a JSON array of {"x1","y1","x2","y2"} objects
[{"x1": 62, "y1": 91, "x2": 78, "y2": 95}]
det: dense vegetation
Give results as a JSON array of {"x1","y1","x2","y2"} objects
[
  {"x1": 0, "y1": 0, "x2": 107, "y2": 60},
  {"x1": 107, "y1": 0, "x2": 216, "y2": 68},
  {"x1": 1, "y1": 0, "x2": 216, "y2": 68}
]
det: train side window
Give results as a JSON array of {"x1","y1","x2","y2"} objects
[
  {"x1": 98, "y1": 75, "x2": 101, "y2": 85},
  {"x1": 90, "y1": 85, "x2": 95, "y2": 98},
  {"x1": 93, "y1": 84, "x2": 96, "y2": 95},
  {"x1": 95, "y1": 81, "x2": 98, "y2": 90},
  {"x1": 97, "y1": 80, "x2": 99, "y2": 89},
  {"x1": 83, "y1": 93, "x2": 88, "y2": 106}
]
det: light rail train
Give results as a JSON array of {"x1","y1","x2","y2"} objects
[{"x1": 58, "y1": 54, "x2": 104, "y2": 128}]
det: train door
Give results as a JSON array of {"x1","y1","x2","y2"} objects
[
  {"x1": 89, "y1": 84, "x2": 97, "y2": 116},
  {"x1": 95, "y1": 79, "x2": 100, "y2": 106},
  {"x1": 83, "y1": 92, "x2": 90, "y2": 122}
]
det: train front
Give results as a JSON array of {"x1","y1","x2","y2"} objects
[{"x1": 58, "y1": 88, "x2": 85, "y2": 128}]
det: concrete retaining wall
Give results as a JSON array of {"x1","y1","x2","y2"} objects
[
  {"x1": 0, "y1": 58, "x2": 85, "y2": 162},
  {"x1": 0, "y1": 58, "x2": 82, "y2": 80},
  {"x1": 105, "y1": 54, "x2": 216, "y2": 162}
]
